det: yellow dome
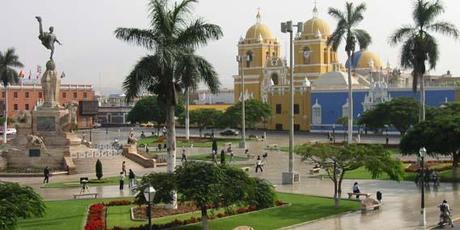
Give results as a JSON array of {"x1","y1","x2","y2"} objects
[
  {"x1": 245, "y1": 23, "x2": 274, "y2": 40},
  {"x1": 356, "y1": 50, "x2": 383, "y2": 69},
  {"x1": 302, "y1": 17, "x2": 331, "y2": 37}
]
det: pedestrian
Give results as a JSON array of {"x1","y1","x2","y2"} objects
[
  {"x1": 255, "y1": 156, "x2": 263, "y2": 173},
  {"x1": 163, "y1": 143, "x2": 167, "y2": 150},
  {"x1": 212, "y1": 150, "x2": 217, "y2": 163},
  {"x1": 43, "y1": 166, "x2": 50, "y2": 183},
  {"x1": 245, "y1": 149, "x2": 249, "y2": 158},
  {"x1": 353, "y1": 182, "x2": 360, "y2": 198},
  {"x1": 158, "y1": 143, "x2": 162, "y2": 152},
  {"x1": 181, "y1": 149, "x2": 187, "y2": 163},
  {"x1": 140, "y1": 131, "x2": 145, "y2": 139},
  {"x1": 220, "y1": 149, "x2": 226, "y2": 165},
  {"x1": 162, "y1": 126, "x2": 167, "y2": 136},
  {"x1": 128, "y1": 169, "x2": 136, "y2": 188},
  {"x1": 122, "y1": 161, "x2": 126, "y2": 176},
  {"x1": 146, "y1": 147, "x2": 149, "y2": 153},
  {"x1": 119, "y1": 172, "x2": 125, "y2": 190},
  {"x1": 227, "y1": 144, "x2": 232, "y2": 153}
]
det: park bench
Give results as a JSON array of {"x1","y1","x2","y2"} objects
[
  {"x1": 309, "y1": 168, "x2": 320, "y2": 174},
  {"x1": 73, "y1": 193, "x2": 98, "y2": 199},
  {"x1": 347, "y1": 192, "x2": 371, "y2": 199}
]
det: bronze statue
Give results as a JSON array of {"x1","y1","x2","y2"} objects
[{"x1": 35, "y1": 16, "x2": 62, "y2": 60}]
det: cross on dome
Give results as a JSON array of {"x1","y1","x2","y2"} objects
[
  {"x1": 256, "y1": 7, "x2": 262, "y2": 23},
  {"x1": 313, "y1": 0, "x2": 319, "y2": 18}
]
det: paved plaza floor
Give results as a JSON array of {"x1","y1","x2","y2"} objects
[{"x1": 1, "y1": 128, "x2": 458, "y2": 229}]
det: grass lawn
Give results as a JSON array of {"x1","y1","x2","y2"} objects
[
  {"x1": 185, "y1": 154, "x2": 248, "y2": 162},
  {"x1": 439, "y1": 169, "x2": 460, "y2": 182},
  {"x1": 17, "y1": 198, "x2": 125, "y2": 230},
  {"x1": 342, "y1": 166, "x2": 416, "y2": 181},
  {"x1": 44, "y1": 176, "x2": 120, "y2": 188},
  {"x1": 107, "y1": 192, "x2": 360, "y2": 230}
]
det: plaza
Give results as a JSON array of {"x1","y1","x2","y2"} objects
[{"x1": 1, "y1": 0, "x2": 460, "y2": 230}]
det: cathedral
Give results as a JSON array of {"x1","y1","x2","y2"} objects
[{"x1": 233, "y1": 6, "x2": 460, "y2": 132}]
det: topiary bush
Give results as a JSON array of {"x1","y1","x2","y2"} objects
[{"x1": 95, "y1": 159, "x2": 103, "y2": 180}]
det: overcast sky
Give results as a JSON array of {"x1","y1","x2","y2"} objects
[{"x1": 1, "y1": 0, "x2": 459, "y2": 95}]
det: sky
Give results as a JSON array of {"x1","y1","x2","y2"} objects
[{"x1": 1, "y1": 0, "x2": 459, "y2": 95}]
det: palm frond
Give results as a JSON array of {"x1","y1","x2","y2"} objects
[
  {"x1": 114, "y1": 28, "x2": 156, "y2": 50},
  {"x1": 353, "y1": 29, "x2": 372, "y2": 50},
  {"x1": 389, "y1": 25, "x2": 416, "y2": 45},
  {"x1": 172, "y1": 0, "x2": 196, "y2": 27},
  {"x1": 400, "y1": 38, "x2": 415, "y2": 69},
  {"x1": 425, "y1": 34, "x2": 439, "y2": 70},
  {"x1": 349, "y1": 3, "x2": 366, "y2": 26},
  {"x1": 427, "y1": 21, "x2": 459, "y2": 39},
  {"x1": 194, "y1": 55, "x2": 220, "y2": 93},
  {"x1": 175, "y1": 18, "x2": 223, "y2": 49},
  {"x1": 327, "y1": 27, "x2": 345, "y2": 51},
  {"x1": 122, "y1": 55, "x2": 162, "y2": 102},
  {"x1": 328, "y1": 7, "x2": 346, "y2": 22},
  {"x1": 148, "y1": 0, "x2": 173, "y2": 39},
  {"x1": 423, "y1": 0, "x2": 444, "y2": 25}
]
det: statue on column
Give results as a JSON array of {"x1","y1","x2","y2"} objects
[{"x1": 35, "y1": 16, "x2": 62, "y2": 60}]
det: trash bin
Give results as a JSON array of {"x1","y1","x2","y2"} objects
[{"x1": 376, "y1": 191, "x2": 382, "y2": 202}]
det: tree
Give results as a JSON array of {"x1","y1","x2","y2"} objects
[
  {"x1": 247, "y1": 178, "x2": 276, "y2": 209},
  {"x1": 220, "y1": 99, "x2": 271, "y2": 129},
  {"x1": 175, "y1": 162, "x2": 224, "y2": 230},
  {"x1": 189, "y1": 109, "x2": 223, "y2": 137},
  {"x1": 389, "y1": 0, "x2": 458, "y2": 121},
  {"x1": 296, "y1": 144, "x2": 403, "y2": 207},
  {"x1": 114, "y1": 0, "x2": 222, "y2": 207},
  {"x1": 0, "y1": 48, "x2": 23, "y2": 144},
  {"x1": 95, "y1": 159, "x2": 103, "y2": 180},
  {"x1": 358, "y1": 97, "x2": 420, "y2": 135},
  {"x1": 0, "y1": 182, "x2": 46, "y2": 229},
  {"x1": 327, "y1": 2, "x2": 371, "y2": 144},
  {"x1": 134, "y1": 172, "x2": 176, "y2": 205},
  {"x1": 400, "y1": 103, "x2": 460, "y2": 176}
]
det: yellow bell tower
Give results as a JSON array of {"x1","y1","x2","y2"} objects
[
  {"x1": 234, "y1": 10, "x2": 281, "y2": 102},
  {"x1": 294, "y1": 4, "x2": 339, "y2": 81}
]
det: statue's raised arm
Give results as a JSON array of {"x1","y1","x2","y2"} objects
[{"x1": 35, "y1": 16, "x2": 62, "y2": 60}]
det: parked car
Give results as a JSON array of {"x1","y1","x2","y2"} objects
[
  {"x1": 220, "y1": 128, "x2": 239, "y2": 136},
  {"x1": 203, "y1": 132, "x2": 214, "y2": 138},
  {"x1": 93, "y1": 122, "x2": 102, "y2": 128},
  {"x1": 0, "y1": 128, "x2": 16, "y2": 135}
]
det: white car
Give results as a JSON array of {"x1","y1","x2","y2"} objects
[{"x1": 0, "y1": 128, "x2": 17, "y2": 135}]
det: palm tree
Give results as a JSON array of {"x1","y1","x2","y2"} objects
[
  {"x1": 114, "y1": 0, "x2": 222, "y2": 209},
  {"x1": 390, "y1": 0, "x2": 458, "y2": 121},
  {"x1": 327, "y1": 2, "x2": 371, "y2": 144},
  {"x1": 0, "y1": 48, "x2": 23, "y2": 144}
]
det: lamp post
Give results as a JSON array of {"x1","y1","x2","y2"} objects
[
  {"x1": 236, "y1": 54, "x2": 252, "y2": 149},
  {"x1": 143, "y1": 186, "x2": 156, "y2": 230},
  {"x1": 281, "y1": 20, "x2": 303, "y2": 184},
  {"x1": 418, "y1": 147, "x2": 427, "y2": 226},
  {"x1": 384, "y1": 124, "x2": 389, "y2": 145},
  {"x1": 332, "y1": 124, "x2": 336, "y2": 144}
]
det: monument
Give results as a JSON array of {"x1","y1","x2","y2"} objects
[{"x1": 1, "y1": 17, "x2": 85, "y2": 172}]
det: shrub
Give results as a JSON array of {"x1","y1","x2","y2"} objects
[
  {"x1": 106, "y1": 200, "x2": 132, "y2": 206},
  {"x1": 248, "y1": 178, "x2": 276, "y2": 209},
  {"x1": 216, "y1": 212, "x2": 226, "y2": 218},
  {"x1": 95, "y1": 159, "x2": 103, "y2": 180}
]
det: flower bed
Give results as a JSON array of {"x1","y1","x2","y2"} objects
[
  {"x1": 84, "y1": 203, "x2": 106, "y2": 230},
  {"x1": 405, "y1": 162, "x2": 452, "y2": 172},
  {"x1": 111, "y1": 200, "x2": 288, "y2": 230},
  {"x1": 131, "y1": 202, "x2": 198, "y2": 220}
]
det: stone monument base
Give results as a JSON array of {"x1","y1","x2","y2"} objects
[{"x1": 282, "y1": 171, "x2": 300, "y2": 184}]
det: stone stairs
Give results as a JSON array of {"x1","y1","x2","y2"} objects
[{"x1": 72, "y1": 154, "x2": 144, "y2": 174}]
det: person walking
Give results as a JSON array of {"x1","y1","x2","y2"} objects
[
  {"x1": 119, "y1": 171, "x2": 125, "y2": 190},
  {"x1": 229, "y1": 150, "x2": 234, "y2": 163},
  {"x1": 181, "y1": 149, "x2": 187, "y2": 163},
  {"x1": 255, "y1": 156, "x2": 263, "y2": 173},
  {"x1": 128, "y1": 169, "x2": 136, "y2": 189},
  {"x1": 212, "y1": 150, "x2": 217, "y2": 164},
  {"x1": 245, "y1": 149, "x2": 249, "y2": 158},
  {"x1": 43, "y1": 166, "x2": 50, "y2": 183},
  {"x1": 121, "y1": 161, "x2": 127, "y2": 176}
]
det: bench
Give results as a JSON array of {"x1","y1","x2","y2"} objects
[
  {"x1": 73, "y1": 193, "x2": 98, "y2": 199},
  {"x1": 309, "y1": 168, "x2": 320, "y2": 174},
  {"x1": 347, "y1": 192, "x2": 371, "y2": 199}
]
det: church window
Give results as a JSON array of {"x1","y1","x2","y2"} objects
[
  {"x1": 14, "y1": 92, "x2": 18, "y2": 98},
  {"x1": 272, "y1": 52, "x2": 276, "y2": 57},
  {"x1": 303, "y1": 47, "x2": 311, "y2": 64},
  {"x1": 294, "y1": 104, "x2": 300, "y2": 114},
  {"x1": 246, "y1": 50, "x2": 253, "y2": 67},
  {"x1": 14, "y1": 104, "x2": 18, "y2": 111},
  {"x1": 25, "y1": 104, "x2": 29, "y2": 110},
  {"x1": 266, "y1": 51, "x2": 270, "y2": 60},
  {"x1": 63, "y1": 92, "x2": 66, "y2": 98},
  {"x1": 38, "y1": 92, "x2": 42, "y2": 98},
  {"x1": 271, "y1": 73, "x2": 279, "y2": 85},
  {"x1": 312, "y1": 99, "x2": 322, "y2": 125},
  {"x1": 25, "y1": 92, "x2": 30, "y2": 98}
]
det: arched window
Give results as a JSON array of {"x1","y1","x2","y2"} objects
[
  {"x1": 303, "y1": 47, "x2": 311, "y2": 64},
  {"x1": 266, "y1": 51, "x2": 270, "y2": 60},
  {"x1": 246, "y1": 50, "x2": 254, "y2": 67},
  {"x1": 271, "y1": 73, "x2": 279, "y2": 85},
  {"x1": 312, "y1": 99, "x2": 322, "y2": 125}
]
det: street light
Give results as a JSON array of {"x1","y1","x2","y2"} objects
[
  {"x1": 418, "y1": 147, "x2": 427, "y2": 226},
  {"x1": 236, "y1": 54, "x2": 253, "y2": 149},
  {"x1": 281, "y1": 20, "x2": 303, "y2": 184},
  {"x1": 143, "y1": 186, "x2": 156, "y2": 230}
]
